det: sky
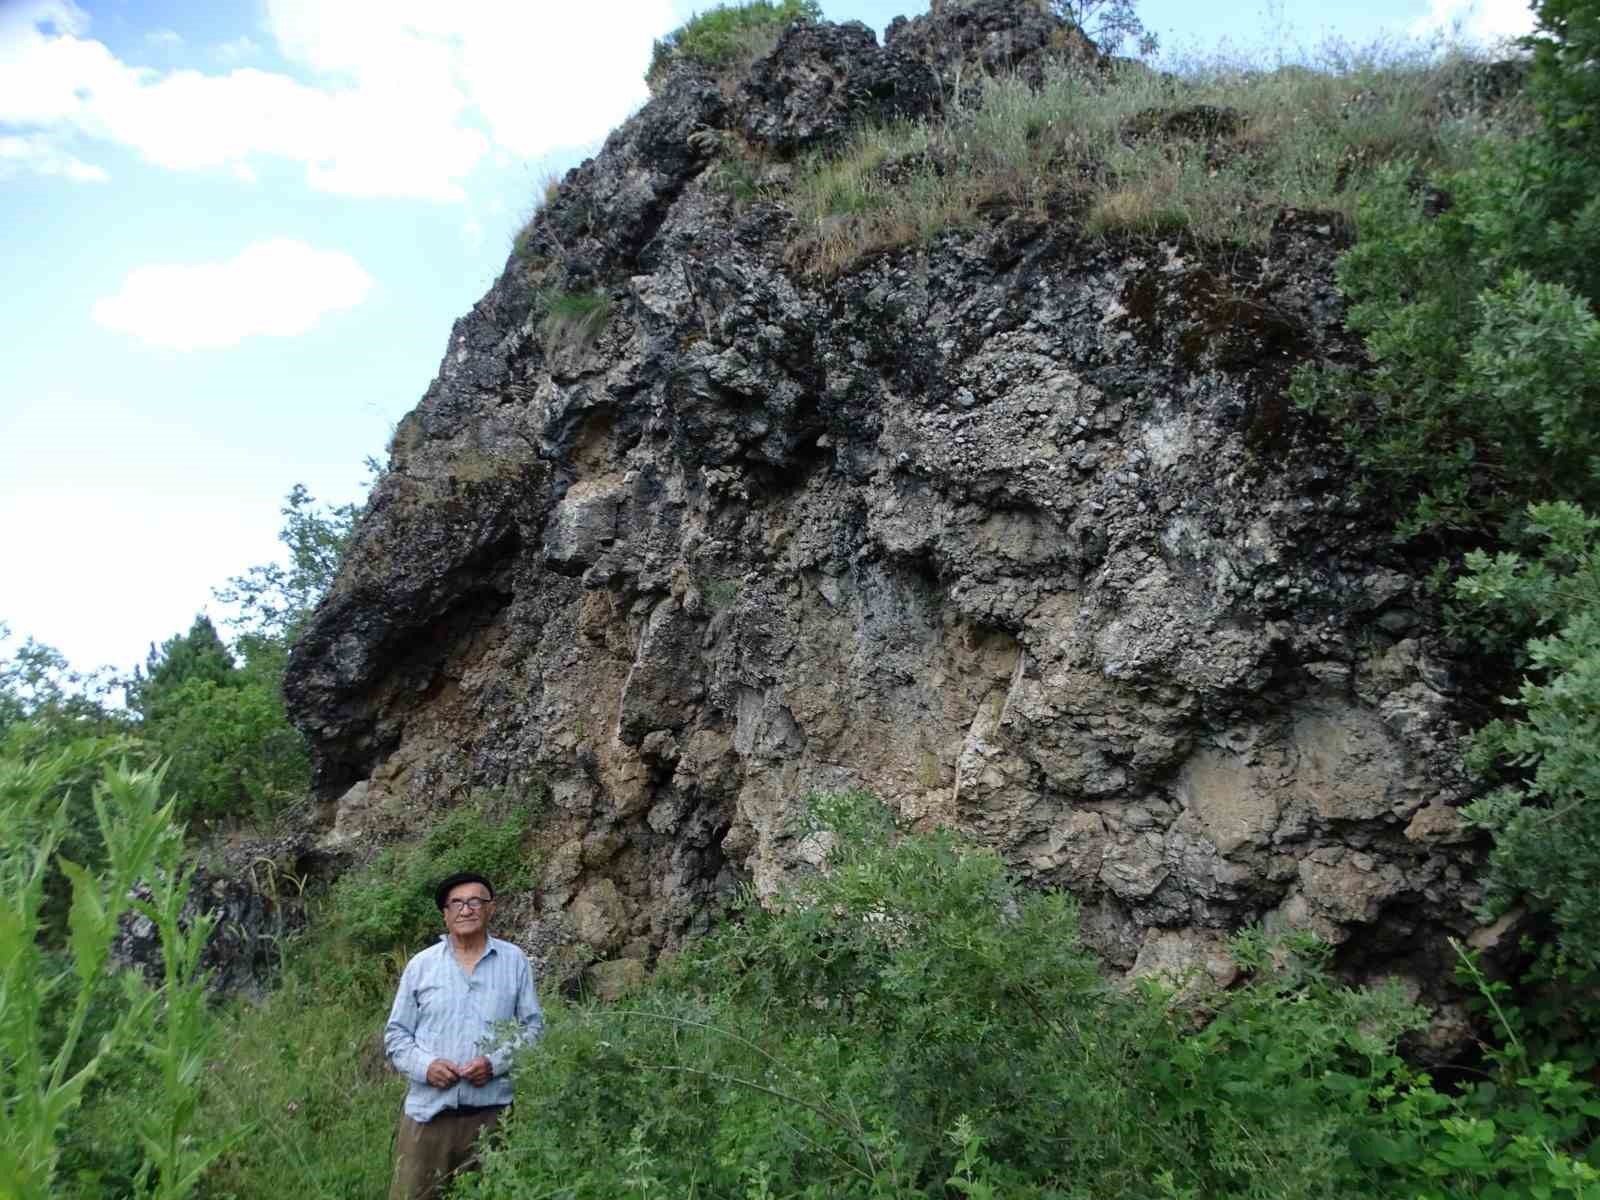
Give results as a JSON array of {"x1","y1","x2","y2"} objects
[{"x1": 0, "y1": 0, "x2": 1536, "y2": 680}]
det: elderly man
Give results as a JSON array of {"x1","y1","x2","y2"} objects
[{"x1": 384, "y1": 871, "x2": 543, "y2": 1200}]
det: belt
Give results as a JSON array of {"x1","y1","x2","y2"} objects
[{"x1": 440, "y1": 1104, "x2": 507, "y2": 1116}]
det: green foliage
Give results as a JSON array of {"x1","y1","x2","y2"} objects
[
  {"x1": 0, "y1": 754, "x2": 219, "y2": 1200},
  {"x1": 121, "y1": 612, "x2": 308, "y2": 825},
  {"x1": 646, "y1": 0, "x2": 821, "y2": 93},
  {"x1": 181, "y1": 941, "x2": 402, "y2": 1200},
  {"x1": 1528, "y1": 0, "x2": 1600, "y2": 158},
  {"x1": 123, "y1": 483, "x2": 359, "y2": 826},
  {"x1": 330, "y1": 794, "x2": 538, "y2": 960},
  {"x1": 138, "y1": 673, "x2": 309, "y2": 824},
  {"x1": 1292, "y1": 1, "x2": 1600, "y2": 544},
  {"x1": 127, "y1": 615, "x2": 234, "y2": 722},
  {"x1": 1453, "y1": 503, "x2": 1600, "y2": 965},
  {"x1": 1295, "y1": 0, "x2": 1600, "y2": 972},
  {"x1": 457, "y1": 793, "x2": 1599, "y2": 1200},
  {"x1": 214, "y1": 483, "x2": 359, "y2": 650},
  {"x1": 0, "y1": 624, "x2": 126, "y2": 745}
]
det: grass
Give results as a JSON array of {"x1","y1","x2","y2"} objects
[
  {"x1": 646, "y1": 0, "x2": 822, "y2": 95},
  {"x1": 774, "y1": 38, "x2": 1529, "y2": 275},
  {"x1": 541, "y1": 289, "x2": 613, "y2": 359},
  {"x1": 198, "y1": 961, "x2": 402, "y2": 1200}
]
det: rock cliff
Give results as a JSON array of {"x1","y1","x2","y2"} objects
[{"x1": 285, "y1": 0, "x2": 1495, "y2": 1018}]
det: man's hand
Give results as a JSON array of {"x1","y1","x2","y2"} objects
[
  {"x1": 459, "y1": 1056, "x2": 493, "y2": 1087},
  {"x1": 425, "y1": 1058, "x2": 460, "y2": 1088}
]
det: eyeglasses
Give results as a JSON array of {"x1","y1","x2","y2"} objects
[{"x1": 444, "y1": 897, "x2": 490, "y2": 913}]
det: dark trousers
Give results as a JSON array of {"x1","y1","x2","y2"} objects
[{"x1": 388, "y1": 1106, "x2": 504, "y2": 1200}]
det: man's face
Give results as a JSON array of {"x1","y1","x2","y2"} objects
[{"x1": 442, "y1": 882, "x2": 494, "y2": 938}]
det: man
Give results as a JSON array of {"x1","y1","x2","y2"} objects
[{"x1": 384, "y1": 871, "x2": 544, "y2": 1200}]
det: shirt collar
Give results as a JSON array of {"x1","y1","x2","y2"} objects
[{"x1": 437, "y1": 934, "x2": 499, "y2": 956}]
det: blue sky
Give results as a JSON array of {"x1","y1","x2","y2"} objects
[{"x1": 0, "y1": 0, "x2": 1533, "y2": 678}]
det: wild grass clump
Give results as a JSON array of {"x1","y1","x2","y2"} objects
[
  {"x1": 540, "y1": 289, "x2": 614, "y2": 359},
  {"x1": 647, "y1": 0, "x2": 821, "y2": 94},
  {"x1": 511, "y1": 170, "x2": 565, "y2": 263},
  {"x1": 782, "y1": 38, "x2": 1527, "y2": 273}
]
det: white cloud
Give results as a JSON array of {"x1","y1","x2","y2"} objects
[
  {"x1": 145, "y1": 29, "x2": 183, "y2": 49},
  {"x1": 92, "y1": 240, "x2": 374, "y2": 351},
  {"x1": 1411, "y1": 0, "x2": 1535, "y2": 44},
  {"x1": 0, "y1": 132, "x2": 106, "y2": 180},
  {"x1": 0, "y1": 0, "x2": 676, "y2": 200}
]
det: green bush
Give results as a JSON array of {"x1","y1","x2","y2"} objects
[
  {"x1": 331, "y1": 794, "x2": 538, "y2": 958},
  {"x1": 457, "y1": 793, "x2": 1600, "y2": 1200},
  {"x1": 1, "y1": 753, "x2": 220, "y2": 1200},
  {"x1": 646, "y1": 0, "x2": 821, "y2": 93},
  {"x1": 1454, "y1": 503, "x2": 1600, "y2": 965},
  {"x1": 1292, "y1": 0, "x2": 1600, "y2": 973},
  {"x1": 138, "y1": 675, "x2": 310, "y2": 825}
]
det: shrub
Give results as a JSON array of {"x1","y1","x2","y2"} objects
[
  {"x1": 330, "y1": 794, "x2": 538, "y2": 959},
  {"x1": 1454, "y1": 503, "x2": 1600, "y2": 966},
  {"x1": 645, "y1": 0, "x2": 821, "y2": 93},
  {"x1": 458, "y1": 793, "x2": 1599, "y2": 1200}
]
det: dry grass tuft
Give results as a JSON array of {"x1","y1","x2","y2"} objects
[{"x1": 772, "y1": 37, "x2": 1530, "y2": 274}]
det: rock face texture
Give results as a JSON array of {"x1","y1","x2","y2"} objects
[{"x1": 286, "y1": 1, "x2": 1488, "y2": 1008}]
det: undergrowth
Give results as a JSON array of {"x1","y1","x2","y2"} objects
[
  {"x1": 333, "y1": 792, "x2": 539, "y2": 956},
  {"x1": 459, "y1": 793, "x2": 1600, "y2": 1200}
]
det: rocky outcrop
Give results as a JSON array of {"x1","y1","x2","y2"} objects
[
  {"x1": 112, "y1": 834, "x2": 327, "y2": 997},
  {"x1": 286, "y1": 0, "x2": 1490, "y2": 1012}
]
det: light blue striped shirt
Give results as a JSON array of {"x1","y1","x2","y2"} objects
[{"x1": 384, "y1": 935, "x2": 543, "y2": 1122}]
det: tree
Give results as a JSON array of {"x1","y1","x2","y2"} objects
[
  {"x1": 126, "y1": 615, "x2": 235, "y2": 724},
  {"x1": 1050, "y1": 0, "x2": 1157, "y2": 56},
  {"x1": 0, "y1": 625, "x2": 123, "y2": 745},
  {"x1": 123, "y1": 484, "x2": 360, "y2": 825},
  {"x1": 1527, "y1": 0, "x2": 1600, "y2": 159},
  {"x1": 212, "y1": 483, "x2": 359, "y2": 651}
]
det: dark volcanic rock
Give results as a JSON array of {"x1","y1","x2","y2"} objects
[
  {"x1": 738, "y1": 21, "x2": 940, "y2": 156},
  {"x1": 285, "y1": 0, "x2": 1488, "y2": 1019},
  {"x1": 111, "y1": 834, "x2": 327, "y2": 998}
]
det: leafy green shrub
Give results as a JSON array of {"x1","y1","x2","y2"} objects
[
  {"x1": 1291, "y1": 161, "x2": 1600, "y2": 542},
  {"x1": 456, "y1": 792, "x2": 1599, "y2": 1200},
  {"x1": 1291, "y1": 0, "x2": 1600, "y2": 976},
  {"x1": 331, "y1": 794, "x2": 538, "y2": 957},
  {"x1": 1, "y1": 754, "x2": 220, "y2": 1200},
  {"x1": 1453, "y1": 503, "x2": 1600, "y2": 965},
  {"x1": 646, "y1": 0, "x2": 820, "y2": 93},
  {"x1": 139, "y1": 675, "x2": 310, "y2": 824}
]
